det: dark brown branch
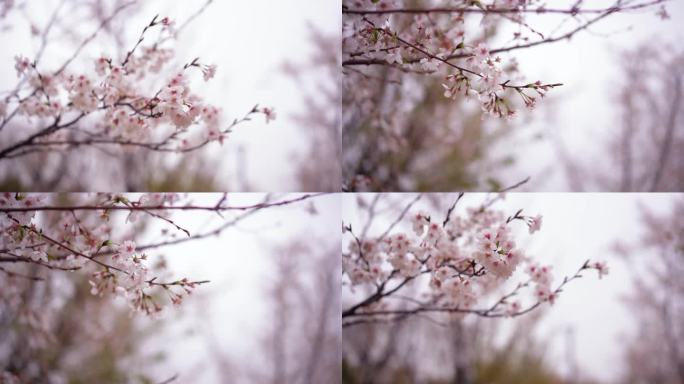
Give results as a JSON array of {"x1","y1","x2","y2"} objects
[
  {"x1": 0, "y1": 253, "x2": 80, "y2": 271},
  {"x1": 343, "y1": 260, "x2": 592, "y2": 326},
  {"x1": 343, "y1": 2, "x2": 643, "y2": 67},
  {"x1": 0, "y1": 193, "x2": 327, "y2": 213},
  {"x1": 498, "y1": 176, "x2": 531, "y2": 193},
  {"x1": 442, "y1": 192, "x2": 465, "y2": 227},
  {"x1": 342, "y1": 0, "x2": 667, "y2": 15},
  {"x1": 0, "y1": 112, "x2": 86, "y2": 160},
  {"x1": 0, "y1": 265, "x2": 44, "y2": 281},
  {"x1": 362, "y1": 20, "x2": 562, "y2": 92},
  {"x1": 0, "y1": 105, "x2": 262, "y2": 160}
]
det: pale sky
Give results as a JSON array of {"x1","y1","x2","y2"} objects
[
  {"x1": 164, "y1": 0, "x2": 340, "y2": 191},
  {"x1": 493, "y1": 0, "x2": 684, "y2": 190},
  {"x1": 342, "y1": 192, "x2": 677, "y2": 383},
  {"x1": 111, "y1": 193, "x2": 340, "y2": 383}
]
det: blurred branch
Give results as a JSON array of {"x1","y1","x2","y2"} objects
[
  {"x1": 377, "y1": 194, "x2": 422, "y2": 241},
  {"x1": 497, "y1": 176, "x2": 531, "y2": 193},
  {"x1": 156, "y1": 374, "x2": 179, "y2": 384},
  {"x1": 650, "y1": 72, "x2": 682, "y2": 191},
  {"x1": 54, "y1": 1, "x2": 136, "y2": 76}
]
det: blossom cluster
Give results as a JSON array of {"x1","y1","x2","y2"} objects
[
  {"x1": 2, "y1": 15, "x2": 274, "y2": 157},
  {"x1": 342, "y1": 0, "x2": 561, "y2": 119},
  {"x1": 0, "y1": 193, "x2": 203, "y2": 317},
  {"x1": 343, "y1": 198, "x2": 608, "y2": 319}
]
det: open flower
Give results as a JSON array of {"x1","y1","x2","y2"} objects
[
  {"x1": 14, "y1": 55, "x2": 30, "y2": 77},
  {"x1": 591, "y1": 261, "x2": 609, "y2": 279},
  {"x1": 261, "y1": 107, "x2": 276, "y2": 123},
  {"x1": 201, "y1": 64, "x2": 217, "y2": 81},
  {"x1": 117, "y1": 240, "x2": 137, "y2": 259},
  {"x1": 528, "y1": 215, "x2": 542, "y2": 234}
]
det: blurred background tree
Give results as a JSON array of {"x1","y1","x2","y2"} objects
[
  {"x1": 283, "y1": 27, "x2": 342, "y2": 192},
  {"x1": 615, "y1": 198, "x2": 684, "y2": 384},
  {"x1": 342, "y1": 311, "x2": 587, "y2": 384},
  {"x1": 556, "y1": 42, "x2": 684, "y2": 191}
]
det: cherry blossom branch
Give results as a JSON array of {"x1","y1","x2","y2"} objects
[
  {"x1": 361, "y1": 18, "x2": 562, "y2": 92},
  {"x1": 90, "y1": 196, "x2": 278, "y2": 257},
  {"x1": 0, "y1": 265, "x2": 44, "y2": 281},
  {"x1": 342, "y1": 194, "x2": 608, "y2": 328},
  {"x1": 498, "y1": 176, "x2": 531, "y2": 193},
  {"x1": 0, "y1": 113, "x2": 84, "y2": 160},
  {"x1": 0, "y1": 253, "x2": 81, "y2": 271},
  {"x1": 343, "y1": 260, "x2": 599, "y2": 327},
  {"x1": 1, "y1": 193, "x2": 324, "y2": 317},
  {"x1": 442, "y1": 192, "x2": 465, "y2": 227},
  {"x1": 377, "y1": 194, "x2": 423, "y2": 241},
  {"x1": 0, "y1": 92, "x2": 270, "y2": 161},
  {"x1": 121, "y1": 14, "x2": 163, "y2": 68},
  {"x1": 0, "y1": 0, "x2": 67, "y2": 108},
  {"x1": 342, "y1": 270, "x2": 418, "y2": 318},
  {"x1": 4, "y1": 217, "x2": 210, "y2": 315},
  {"x1": 0, "y1": 193, "x2": 327, "y2": 214},
  {"x1": 343, "y1": 0, "x2": 667, "y2": 67},
  {"x1": 342, "y1": 0, "x2": 668, "y2": 15},
  {"x1": 0, "y1": 3, "x2": 275, "y2": 166},
  {"x1": 13, "y1": 220, "x2": 127, "y2": 274},
  {"x1": 1, "y1": 193, "x2": 324, "y2": 270},
  {"x1": 54, "y1": 1, "x2": 135, "y2": 76}
]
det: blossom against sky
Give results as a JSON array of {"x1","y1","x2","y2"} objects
[{"x1": 342, "y1": 192, "x2": 677, "y2": 382}]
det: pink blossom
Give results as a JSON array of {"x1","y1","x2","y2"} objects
[
  {"x1": 473, "y1": 43, "x2": 489, "y2": 61},
  {"x1": 118, "y1": 240, "x2": 136, "y2": 258},
  {"x1": 527, "y1": 263, "x2": 553, "y2": 286},
  {"x1": 592, "y1": 261, "x2": 609, "y2": 279},
  {"x1": 505, "y1": 301, "x2": 521, "y2": 317},
  {"x1": 528, "y1": 215, "x2": 542, "y2": 234},
  {"x1": 201, "y1": 64, "x2": 217, "y2": 81},
  {"x1": 411, "y1": 211, "x2": 429, "y2": 235},
  {"x1": 419, "y1": 58, "x2": 440, "y2": 72},
  {"x1": 14, "y1": 55, "x2": 30, "y2": 77},
  {"x1": 385, "y1": 48, "x2": 403, "y2": 64},
  {"x1": 161, "y1": 17, "x2": 175, "y2": 29},
  {"x1": 95, "y1": 56, "x2": 110, "y2": 76},
  {"x1": 262, "y1": 107, "x2": 276, "y2": 123}
]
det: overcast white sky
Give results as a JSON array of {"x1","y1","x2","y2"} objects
[
  {"x1": 164, "y1": 0, "x2": 340, "y2": 191},
  {"x1": 113, "y1": 193, "x2": 341, "y2": 383},
  {"x1": 493, "y1": 0, "x2": 684, "y2": 190},
  {"x1": 342, "y1": 192, "x2": 678, "y2": 383}
]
